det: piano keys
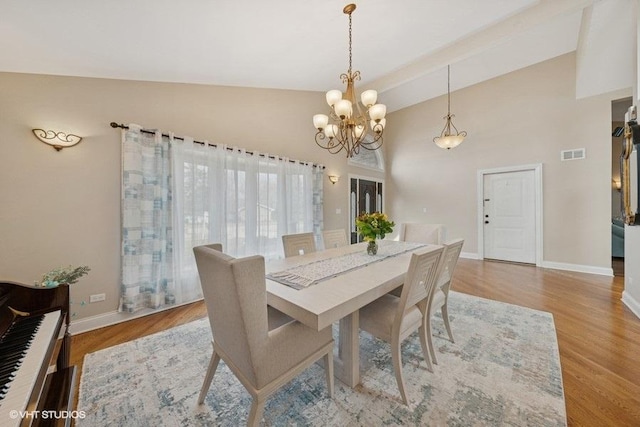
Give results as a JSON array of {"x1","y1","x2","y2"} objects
[{"x1": 0, "y1": 281, "x2": 75, "y2": 427}]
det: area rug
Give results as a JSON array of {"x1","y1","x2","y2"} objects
[{"x1": 77, "y1": 292, "x2": 566, "y2": 426}]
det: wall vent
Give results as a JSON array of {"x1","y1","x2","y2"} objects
[{"x1": 560, "y1": 148, "x2": 586, "y2": 161}]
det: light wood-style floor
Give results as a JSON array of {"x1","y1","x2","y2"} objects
[{"x1": 70, "y1": 259, "x2": 640, "y2": 426}]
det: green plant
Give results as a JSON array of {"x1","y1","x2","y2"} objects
[
  {"x1": 35, "y1": 265, "x2": 90, "y2": 288},
  {"x1": 355, "y1": 212, "x2": 395, "y2": 242}
]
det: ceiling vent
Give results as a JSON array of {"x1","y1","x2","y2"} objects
[{"x1": 560, "y1": 148, "x2": 586, "y2": 161}]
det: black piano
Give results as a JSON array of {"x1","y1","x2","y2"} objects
[{"x1": 0, "y1": 281, "x2": 76, "y2": 427}]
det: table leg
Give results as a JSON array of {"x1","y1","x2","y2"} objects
[{"x1": 334, "y1": 311, "x2": 360, "y2": 387}]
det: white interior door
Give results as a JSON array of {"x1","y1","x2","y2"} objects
[{"x1": 483, "y1": 170, "x2": 536, "y2": 264}]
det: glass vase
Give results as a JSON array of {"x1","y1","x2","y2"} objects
[{"x1": 366, "y1": 240, "x2": 378, "y2": 255}]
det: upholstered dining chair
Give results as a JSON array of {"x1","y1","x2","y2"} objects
[
  {"x1": 193, "y1": 245, "x2": 334, "y2": 426},
  {"x1": 358, "y1": 245, "x2": 444, "y2": 406},
  {"x1": 322, "y1": 228, "x2": 349, "y2": 249},
  {"x1": 428, "y1": 238, "x2": 464, "y2": 365},
  {"x1": 282, "y1": 232, "x2": 317, "y2": 258},
  {"x1": 399, "y1": 223, "x2": 446, "y2": 245}
]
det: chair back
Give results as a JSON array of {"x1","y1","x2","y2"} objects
[
  {"x1": 399, "y1": 223, "x2": 446, "y2": 244},
  {"x1": 193, "y1": 245, "x2": 270, "y2": 386},
  {"x1": 437, "y1": 238, "x2": 464, "y2": 290},
  {"x1": 397, "y1": 246, "x2": 444, "y2": 321},
  {"x1": 282, "y1": 232, "x2": 317, "y2": 257},
  {"x1": 202, "y1": 243, "x2": 223, "y2": 252},
  {"x1": 322, "y1": 229, "x2": 349, "y2": 249}
]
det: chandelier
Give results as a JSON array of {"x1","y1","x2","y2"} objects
[
  {"x1": 433, "y1": 65, "x2": 467, "y2": 149},
  {"x1": 313, "y1": 3, "x2": 387, "y2": 158}
]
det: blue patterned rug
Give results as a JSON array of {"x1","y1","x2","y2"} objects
[{"x1": 77, "y1": 292, "x2": 566, "y2": 426}]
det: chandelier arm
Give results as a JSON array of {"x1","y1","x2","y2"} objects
[
  {"x1": 315, "y1": 131, "x2": 348, "y2": 155},
  {"x1": 449, "y1": 118, "x2": 459, "y2": 135},
  {"x1": 359, "y1": 136, "x2": 384, "y2": 151},
  {"x1": 337, "y1": 126, "x2": 354, "y2": 155}
]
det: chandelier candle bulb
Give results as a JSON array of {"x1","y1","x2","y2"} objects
[
  {"x1": 325, "y1": 124, "x2": 338, "y2": 139},
  {"x1": 326, "y1": 90, "x2": 343, "y2": 107},
  {"x1": 361, "y1": 90, "x2": 377, "y2": 107},
  {"x1": 313, "y1": 114, "x2": 329, "y2": 130},
  {"x1": 369, "y1": 104, "x2": 386, "y2": 121},
  {"x1": 335, "y1": 99, "x2": 353, "y2": 119}
]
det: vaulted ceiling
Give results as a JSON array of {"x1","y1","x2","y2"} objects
[{"x1": 0, "y1": 0, "x2": 633, "y2": 112}]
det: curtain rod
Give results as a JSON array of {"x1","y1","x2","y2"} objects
[{"x1": 109, "y1": 122, "x2": 325, "y2": 169}]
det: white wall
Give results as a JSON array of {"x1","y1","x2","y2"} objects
[
  {"x1": 622, "y1": 0, "x2": 640, "y2": 317},
  {"x1": 576, "y1": 0, "x2": 637, "y2": 99},
  {"x1": 385, "y1": 53, "x2": 629, "y2": 273}
]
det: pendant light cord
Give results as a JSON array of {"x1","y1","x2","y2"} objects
[
  {"x1": 447, "y1": 65, "x2": 451, "y2": 116},
  {"x1": 348, "y1": 11, "x2": 353, "y2": 75}
]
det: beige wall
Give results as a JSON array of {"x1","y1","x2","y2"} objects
[
  {"x1": 0, "y1": 72, "x2": 365, "y2": 320},
  {"x1": 0, "y1": 52, "x2": 627, "y2": 322},
  {"x1": 385, "y1": 53, "x2": 630, "y2": 269}
]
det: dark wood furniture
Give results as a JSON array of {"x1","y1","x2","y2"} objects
[{"x1": 0, "y1": 281, "x2": 75, "y2": 426}]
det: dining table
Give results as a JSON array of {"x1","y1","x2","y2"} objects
[{"x1": 265, "y1": 239, "x2": 430, "y2": 387}]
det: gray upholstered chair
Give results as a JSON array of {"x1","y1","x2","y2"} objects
[
  {"x1": 399, "y1": 223, "x2": 446, "y2": 245},
  {"x1": 322, "y1": 228, "x2": 349, "y2": 249},
  {"x1": 282, "y1": 232, "x2": 317, "y2": 258},
  {"x1": 358, "y1": 245, "x2": 444, "y2": 406},
  {"x1": 428, "y1": 238, "x2": 464, "y2": 364},
  {"x1": 193, "y1": 245, "x2": 334, "y2": 426}
]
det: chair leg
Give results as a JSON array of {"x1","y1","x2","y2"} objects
[
  {"x1": 197, "y1": 350, "x2": 221, "y2": 404},
  {"x1": 324, "y1": 351, "x2": 335, "y2": 398},
  {"x1": 426, "y1": 310, "x2": 438, "y2": 365},
  {"x1": 442, "y1": 303, "x2": 455, "y2": 343},
  {"x1": 391, "y1": 337, "x2": 409, "y2": 406},
  {"x1": 418, "y1": 321, "x2": 434, "y2": 373},
  {"x1": 247, "y1": 397, "x2": 266, "y2": 427}
]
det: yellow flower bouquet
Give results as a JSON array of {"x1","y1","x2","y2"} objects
[{"x1": 355, "y1": 212, "x2": 395, "y2": 254}]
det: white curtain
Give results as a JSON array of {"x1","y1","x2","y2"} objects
[
  {"x1": 122, "y1": 126, "x2": 324, "y2": 311},
  {"x1": 172, "y1": 139, "x2": 323, "y2": 275}
]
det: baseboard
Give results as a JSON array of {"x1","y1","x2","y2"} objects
[
  {"x1": 622, "y1": 291, "x2": 640, "y2": 320},
  {"x1": 69, "y1": 257, "x2": 611, "y2": 334},
  {"x1": 460, "y1": 252, "x2": 480, "y2": 260},
  {"x1": 69, "y1": 298, "x2": 204, "y2": 335},
  {"x1": 540, "y1": 261, "x2": 613, "y2": 277},
  {"x1": 69, "y1": 310, "x2": 123, "y2": 335},
  {"x1": 464, "y1": 253, "x2": 612, "y2": 276}
]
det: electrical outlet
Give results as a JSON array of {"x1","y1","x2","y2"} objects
[{"x1": 90, "y1": 293, "x2": 106, "y2": 303}]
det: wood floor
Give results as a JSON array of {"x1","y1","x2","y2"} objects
[{"x1": 70, "y1": 259, "x2": 640, "y2": 426}]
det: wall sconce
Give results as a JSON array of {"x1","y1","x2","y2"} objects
[
  {"x1": 328, "y1": 175, "x2": 340, "y2": 185},
  {"x1": 32, "y1": 129, "x2": 83, "y2": 151}
]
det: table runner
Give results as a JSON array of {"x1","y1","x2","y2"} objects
[{"x1": 267, "y1": 241, "x2": 427, "y2": 289}]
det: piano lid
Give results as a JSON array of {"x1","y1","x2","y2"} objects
[{"x1": 0, "y1": 281, "x2": 70, "y2": 340}]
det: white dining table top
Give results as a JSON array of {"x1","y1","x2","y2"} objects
[{"x1": 266, "y1": 240, "x2": 429, "y2": 331}]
